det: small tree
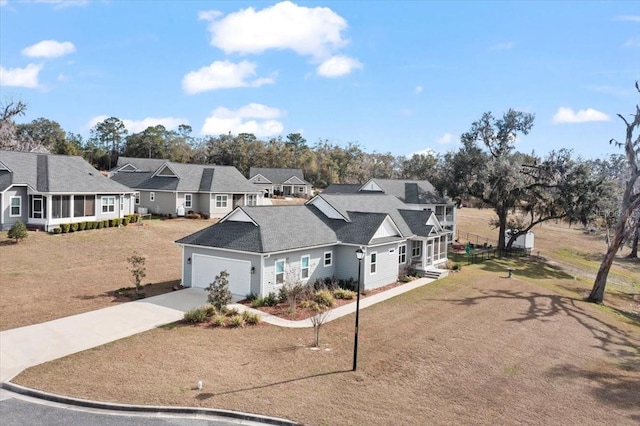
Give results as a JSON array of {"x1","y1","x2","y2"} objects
[
  {"x1": 283, "y1": 267, "x2": 306, "y2": 312},
  {"x1": 7, "y1": 220, "x2": 27, "y2": 243},
  {"x1": 310, "y1": 306, "x2": 331, "y2": 348},
  {"x1": 127, "y1": 251, "x2": 146, "y2": 293},
  {"x1": 205, "y1": 270, "x2": 232, "y2": 311}
]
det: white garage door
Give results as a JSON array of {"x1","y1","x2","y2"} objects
[{"x1": 191, "y1": 254, "x2": 251, "y2": 296}]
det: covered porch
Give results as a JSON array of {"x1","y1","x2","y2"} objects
[{"x1": 409, "y1": 234, "x2": 449, "y2": 272}]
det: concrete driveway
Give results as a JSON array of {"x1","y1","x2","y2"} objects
[{"x1": 0, "y1": 288, "x2": 210, "y2": 382}]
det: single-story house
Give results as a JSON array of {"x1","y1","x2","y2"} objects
[
  {"x1": 324, "y1": 178, "x2": 457, "y2": 240},
  {"x1": 248, "y1": 167, "x2": 313, "y2": 198},
  {"x1": 0, "y1": 150, "x2": 136, "y2": 232},
  {"x1": 110, "y1": 157, "x2": 263, "y2": 218},
  {"x1": 175, "y1": 192, "x2": 451, "y2": 298}
]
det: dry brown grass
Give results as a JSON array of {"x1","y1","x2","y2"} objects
[
  {"x1": 0, "y1": 218, "x2": 210, "y2": 331},
  {"x1": 10, "y1": 209, "x2": 640, "y2": 425}
]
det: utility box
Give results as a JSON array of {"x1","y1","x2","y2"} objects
[{"x1": 505, "y1": 229, "x2": 534, "y2": 250}]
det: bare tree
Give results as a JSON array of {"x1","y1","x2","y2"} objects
[
  {"x1": 309, "y1": 307, "x2": 331, "y2": 348},
  {"x1": 588, "y1": 82, "x2": 640, "y2": 303}
]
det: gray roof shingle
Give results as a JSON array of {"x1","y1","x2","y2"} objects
[
  {"x1": 249, "y1": 167, "x2": 309, "y2": 185},
  {"x1": 0, "y1": 151, "x2": 133, "y2": 193}
]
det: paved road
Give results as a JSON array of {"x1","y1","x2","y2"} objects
[{"x1": 0, "y1": 389, "x2": 272, "y2": 426}]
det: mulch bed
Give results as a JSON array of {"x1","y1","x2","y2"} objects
[{"x1": 242, "y1": 280, "x2": 409, "y2": 321}]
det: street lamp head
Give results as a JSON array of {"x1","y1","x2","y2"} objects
[{"x1": 355, "y1": 248, "x2": 364, "y2": 260}]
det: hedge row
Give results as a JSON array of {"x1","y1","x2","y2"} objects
[{"x1": 52, "y1": 214, "x2": 139, "y2": 234}]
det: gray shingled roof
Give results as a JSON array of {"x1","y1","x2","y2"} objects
[
  {"x1": 315, "y1": 193, "x2": 415, "y2": 236},
  {"x1": 399, "y1": 209, "x2": 435, "y2": 237},
  {"x1": 322, "y1": 184, "x2": 362, "y2": 194},
  {"x1": 115, "y1": 157, "x2": 168, "y2": 172},
  {"x1": 176, "y1": 203, "x2": 406, "y2": 254},
  {"x1": 371, "y1": 179, "x2": 447, "y2": 204},
  {"x1": 249, "y1": 167, "x2": 309, "y2": 185},
  {"x1": 111, "y1": 160, "x2": 258, "y2": 193},
  {"x1": 0, "y1": 151, "x2": 133, "y2": 193}
]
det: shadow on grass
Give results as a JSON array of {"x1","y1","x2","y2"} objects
[
  {"x1": 72, "y1": 280, "x2": 181, "y2": 302},
  {"x1": 194, "y1": 369, "x2": 351, "y2": 400},
  {"x1": 479, "y1": 257, "x2": 574, "y2": 280},
  {"x1": 437, "y1": 287, "x2": 640, "y2": 415}
]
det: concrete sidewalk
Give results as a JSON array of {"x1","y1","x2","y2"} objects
[{"x1": 0, "y1": 277, "x2": 437, "y2": 382}]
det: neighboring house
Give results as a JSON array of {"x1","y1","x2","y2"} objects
[
  {"x1": 175, "y1": 192, "x2": 451, "y2": 298},
  {"x1": 110, "y1": 157, "x2": 263, "y2": 218},
  {"x1": 324, "y1": 178, "x2": 457, "y2": 240},
  {"x1": 248, "y1": 167, "x2": 313, "y2": 198},
  {"x1": 0, "y1": 151, "x2": 135, "y2": 232}
]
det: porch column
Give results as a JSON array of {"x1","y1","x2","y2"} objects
[{"x1": 421, "y1": 240, "x2": 427, "y2": 268}]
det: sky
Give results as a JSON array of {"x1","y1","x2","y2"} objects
[{"x1": 1, "y1": 0, "x2": 639, "y2": 160}]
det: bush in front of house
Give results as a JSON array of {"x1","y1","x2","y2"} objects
[
  {"x1": 333, "y1": 288, "x2": 356, "y2": 300},
  {"x1": 314, "y1": 289, "x2": 335, "y2": 307},
  {"x1": 122, "y1": 216, "x2": 130, "y2": 226},
  {"x1": 60, "y1": 223, "x2": 70, "y2": 233},
  {"x1": 7, "y1": 220, "x2": 28, "y2": 243},
  {"x1": 229, "y1": 315, "x2": 245, "y2": 328},
  {"x1": 52, "y1": 227, "x2": 61, "y2": 234},
  {"x1": 242, "y1": 310, "x2": 261, "y2": 325},
  {"x1": 103, "y1": 219, "x2": 109, "y2": 228},
  {"x1": 205, "y1": 270, "x2": 233, "y2": 311},
  {"x1": 69, "y1": 223, "x2": 79, "y2": 232},
  {"x1": 183, "y1": 306, "x2": 209, "y2": 323}
]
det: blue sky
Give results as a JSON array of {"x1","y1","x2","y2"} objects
[{"x1": 1, "y1": 1, "x2": 639, "y2": 160}]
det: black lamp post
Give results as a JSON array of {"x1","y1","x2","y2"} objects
[{"x1": 353, "y1": 247, "x2": 365, "y2": 371}]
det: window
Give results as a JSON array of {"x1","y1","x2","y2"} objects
[
  {"x1": 120, "y1": 196, "x2": 124, "y2": 212},
  {"x1": 323, "y1": 251, "x2": 332, "y2": 267},
  {"x1": 398, "y1": 244, "x2": 407, "y2": 264},
  {"x1": 185, "y1": 194, "x2": 192, "y2": 209},
  {"x1": 52, "y1": 195, "x2": 70, "y2": 218},
  {"x1": 101, "y1": 196, "x2": 115, "y2": 213},
  {"x1": 246, "y1": 194, "x2": 257, "y2": 206},
  {"x1": 134, "y1": 192, "x2": 140, "y2": 205},
  {"x1": 10, "y1": 196, "x2": 21, "y2": 217},
  {"x1": 275, "y1": 259, "x2": 285, "y2": 285},
  {"x1": 85, "y1": 197, "x2": 95, "y2": 216},
  {"x1": 411, "y1": 240, "x2": 421, "y2": 257},
  {"x1": 73, "y1": 195, "x2": 95, "y2": 217},
  {"x1": 150, "y1": 192, "x2": 155, "y2": 202},
  {"x1": 300, "y1": 255, "x2": 310, "y2": 279},
  {"x1": 370, "y1": 252, "x2": 377, "y2": 274},
  {"x1": 215, "y1": 195, "x2": 228, "y2": 208},
  {"x1": 298, "y1": 186, "x2": 304, "y2": 193}
]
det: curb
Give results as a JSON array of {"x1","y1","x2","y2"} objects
[{"x1": 1, "y1": 382, "x2": 301, "y2": 425}]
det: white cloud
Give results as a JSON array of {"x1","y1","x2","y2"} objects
[
  {"x1": 617, "y1": 15, "x2": 640, "y2": 22},
  {"x1": 86, "y1": 116, "x2": 189, "y2": 133},
  {"x1": 182, "y1": 60, "x2": 274, "y2": 94},
  {"x1": 414, "y1": 85, "x2": 423, "y2": 94},
  {"x1": 201, "y1": 1, "x2": 349, "y2": 59},
  {"x1": 0, "y1": 63, "x2": 42, "y2": 88},
  {"x1": 436, "y1": 133, "x2": 454, "y2": 145},
  {"x1": 0, "y1": 0, "x2": 7, "y2": 6},
  {"x1": 552, "y1": 107, "x2": 610, "y2": 124},
  {"x1": 201, "y1": 103, "x2": 284, "y2": 137},
  {"x1": 489, "y1": 42, "x2": 514, "y2": 51},
  {"x1": 623, "y1": 36, "x2": 640, "y2": 48},
  {"x1": 316, "y1": 55, "x2": 362, "y2": 77},
  {"x1": 412, "y1": 148, "x2": 436, "y2": 157},
  {"x1": 22, "y1": 40, "x2": 76, "y2": 58}
]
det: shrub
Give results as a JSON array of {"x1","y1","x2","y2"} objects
[
  {"x1": 60, "y1": 223, "x2": 70, "y2": 233},
  {"x1": 202, "y1": 304, "x2": 217, "y2": 317},
  {"x1": 200, "y1": 212, "x2": 210, "y2": 220},
  {"x1": 452, "y1": 263, "x2": 462, "y2": 271},
  {"x1": 185, "y1": 213, "x2": 201, "y2": 219},
  {"x1": 103, "y1": 219, "x2": 109, "y2": 228},
  {"x1": 278, "y1": 286, "x2": 288, "y2": 304},
  {"x1": 7, "y1": 220, "x2": 28, "y2": 243},
  {"x1": 69, "y1": 223, "x2": 79, "y2": 232},
  {"x1": 205, "y1": 270, "x2": 233, "y2": 311},
  {"x1": 223, "y1": 306, "x2": 240, "y2": 316},
  {"x1": 250, "y1": 296, "x2": 266, "y2": 308},
  {"x1": 78, "y1": 222, "x2": 87, "y2": 231},
  {"x1": 242, "y1": 310, "x2": 261, "y2": 325},
  {"x1": 245, "y1": 292, "x2": 258, "y2": 302},
  {"x1": 211, "y1": 315, "x2": 227, "y2": 327},
  {"x1": 52, "y1": 227, "x2": 61, "y2": 234},
  {"x1": 333, "y1": 288, "x2": 356, "y2": 300},
  {"x1": 122, "y1": 216, "x2": 130, "y2": 226},
  {"x1": 314, "y1": 289, "x2": 335, "y2": 307},
  {"x1": 97, "y1": 221, "x2": 103, "y2": 229},
  {"x1": 184, "y1": 307, "x2": 208, "y2": 323},
  {"x1": 127, "y1": 251, "x2": 146, "y2": 293},
  {"x1": 338, "y1": 278, "x2": 358, "y2": 292},
  {"x1": 264, "y1": 291, "x2": 279, "y2": 307},
  {"x1": 229, "y1": 315, "x2": 245, "y2": 328},
  {"x1": 300, "y1": 300, "x2": 319, "y2": 310}
]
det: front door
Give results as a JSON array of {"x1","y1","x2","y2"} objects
[
  {"x1": 426, "y1": 242, "x2": 433, "y2": 265},
  {"x1": 32, "y1": 197, "x2": 43, "y2": 218}
]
